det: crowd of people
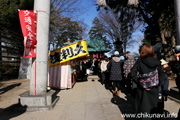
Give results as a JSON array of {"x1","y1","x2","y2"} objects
[{"x1": 79, "y1": 44, "x2": 180, "y2": 119}]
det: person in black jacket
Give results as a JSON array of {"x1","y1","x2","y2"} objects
[
  {"x1": 173, "y1": 46, "x2": 180, "y2": 96},
  {"x1": 131, "y1": 45, "x2": 164, "y2": 120},
  {"x1": 107, "y1": 51, "x2": 123, "y2": 96},
  {"x1": 173, "y1": 45, "x2": 180, "y2": 119}
]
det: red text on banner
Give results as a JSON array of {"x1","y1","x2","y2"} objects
[{"x1": 19, "y1": 10, "x2": 36, "y2": 58}]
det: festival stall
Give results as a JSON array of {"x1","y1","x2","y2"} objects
[
  {"x1": 48, "y1": 40, "x2": 89, "y2": 89},
  {"x1": 74, "y1": 39, "x2": 111, "y2": 59}
]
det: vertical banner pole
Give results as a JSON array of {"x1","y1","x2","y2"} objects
[{"x1": 34, "y1": 11, "x2": 37, "y2": 96}]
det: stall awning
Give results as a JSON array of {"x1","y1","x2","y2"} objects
[{"x1": 74, "y1": 39, "x2": 110, "y2": 52}]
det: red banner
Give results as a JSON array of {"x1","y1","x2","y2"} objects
[{"x1": 19, "y1": 10, "x2": 36, "y2": 58}]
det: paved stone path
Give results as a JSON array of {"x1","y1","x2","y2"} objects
[
  {"x1": 57, "y1": 75, "x2": 133, "y2": 120},
  {"x1": 0, "y1": 75, "x2": 179, "y2": 120}
]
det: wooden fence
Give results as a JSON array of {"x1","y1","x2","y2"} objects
[{"x1": 0, "y1": 24, "x2": 24, "y2": 80}]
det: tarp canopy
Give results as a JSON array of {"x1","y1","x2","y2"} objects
[{"x1": 74, "y1": 40, "x2": 110, "y2": 52}]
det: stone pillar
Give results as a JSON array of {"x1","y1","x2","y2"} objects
[{"x1": 30, "y1": 0, "x2": 51, "y2": 95}]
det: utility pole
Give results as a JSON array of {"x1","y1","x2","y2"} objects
[
  {"x1": 19, "y1": 1, "x2": 58, "y2": 111},
  {"x1": 30, "y1": 0, "x2": 51, "y2": 95},
  {"x1": 175, "y1": 0, "x2": 180, "y2": 45}
]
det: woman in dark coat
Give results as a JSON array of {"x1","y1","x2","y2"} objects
[
  {"x1": 107, "y1": 51, "x2": 123, "y2": 96},
  {"x1": 131, "y1": 45, "x2": 164, "y2": 119}
]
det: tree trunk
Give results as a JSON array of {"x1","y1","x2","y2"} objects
[
  {"x1": 159, "y1": 13, "x2": 176, "y2": 62},
  {"x1": 160, "y1": 30, "x2": 176, "y2": 61}
]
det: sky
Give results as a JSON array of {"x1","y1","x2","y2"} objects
[
  {"x1": 78, "y1": 0, "x2": 143, "y2": 54},
  {"x1": 79, "y1": 0, "x2": 98, "y2": 31}
]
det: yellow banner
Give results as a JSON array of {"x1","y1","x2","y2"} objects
[{"x1": 49, "y1": 40, "x2": 89, "y2": 66}]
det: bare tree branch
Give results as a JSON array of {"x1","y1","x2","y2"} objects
[
  {"x1": 49, "y1": 0, "x2": 88, "y2": 50},
  {"x1": 97, "y1": 7, "x2": 143, "y2": 52}
]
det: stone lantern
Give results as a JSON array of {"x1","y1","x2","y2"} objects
[{"x1": 113, "y1": 38, "x2": 123, "y2": 55}]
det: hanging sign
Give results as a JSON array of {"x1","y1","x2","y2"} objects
[
  {"x1": 49, "y1": 40, "x2": 89, "y2": 67},
  {"x1": 19, "y1": 10, "x2": 36, "y2": 58}
]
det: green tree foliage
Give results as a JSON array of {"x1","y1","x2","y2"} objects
[
  {"x1": 0, "y1": 0, "x2": 86, "y2": 51},
  {"x1": 55, "y1": 17, "x2": 83, "y2": 48},
  {"x1": 137, "y1": 0, "x2": 175, "y2": 45},
  {"x1": 89, "y1": 17, "x2": 104, "y2": 39},
  {"x1": 88, "y1": 17, "x2": 111, "y2": 48},
  {"x1": 0, "y1": 0, "x2": 34, "y2": 79},
  {"x1": 0, "y1": 0, "x2": 34, "y2": 31},
  {"x1": 136, "y1": 0, "x2": 176, "y2": 61},
  {"x1": 50, "y1": 0, "x2": 87, "y2": 50},
  {"x1": 105, "y1": 0, "x2": 176, "y2": 61},
  {"x1": 0, "y1": 0, "x2": 34, "y2": 55}
]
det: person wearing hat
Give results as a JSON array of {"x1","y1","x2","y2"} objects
[
  {"x1": 124, "y1": 51, "x2": 130, "y2": 60},
  {"x1": 107, "y1": 51, "x2": 123, "y2": 95},
  {"x1": 158, "y1": 59, "x2": 170, "y2": 112}
]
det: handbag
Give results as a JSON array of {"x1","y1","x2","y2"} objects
[{"x1": 137, "y1": 68, "x2": 159, "y2": 89}]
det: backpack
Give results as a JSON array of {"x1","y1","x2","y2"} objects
[{"x1": 137, "y1": 68, "x2": 159, "y2": 89}]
